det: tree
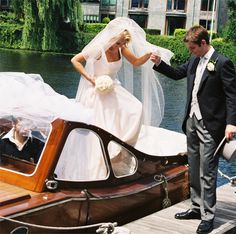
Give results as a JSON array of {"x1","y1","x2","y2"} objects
[
  {"x1": 225, "y1": 0, "x2": 236, "y2": 42},
  {"x1": 11, "y1": 0, "x2": 83, "y2": 51}
]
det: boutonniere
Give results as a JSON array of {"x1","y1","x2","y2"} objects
[{"x1": 207, "y1": 58, "x2": 218, "y2": 72}]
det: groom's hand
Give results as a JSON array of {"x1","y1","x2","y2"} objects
[
  {"x1": 150, "y1": 53, "x2": 161, "y2": 66},
  {"x1": 225, "y1": 124, "x2": 236, "y2": 141}
]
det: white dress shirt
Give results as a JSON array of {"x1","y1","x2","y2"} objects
[{"x1": 189, "y1": 46, "x2": 215, "y2": 120}]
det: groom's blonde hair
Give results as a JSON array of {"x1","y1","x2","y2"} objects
[{"x1": 184, "y1": 25, "x2": 209, "y2": 46}]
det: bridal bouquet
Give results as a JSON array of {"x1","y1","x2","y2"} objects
[{"x1": 95, "y1": 75, "x2": 114, "y2": 94}]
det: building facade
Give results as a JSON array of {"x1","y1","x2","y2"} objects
[
  {"x1": 0, "y1": 0, "x2": 228, "y2": 35},
  {"x1": 82, "y1": 0, "x2": 228, "y2": 35}
]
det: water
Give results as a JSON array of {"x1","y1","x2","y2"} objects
[{"x1": 0, "y1": 48, "x2": 235, "y2": 186}]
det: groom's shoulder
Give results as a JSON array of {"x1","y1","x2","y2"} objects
[
  {"x1": 215, "y1": 52, "x2": 234, "y2": 67},
  {"x1": 213, "y1": 50, "x2": 229, "y2": 61}
]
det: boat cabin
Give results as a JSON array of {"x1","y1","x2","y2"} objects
[{"x1": 0, "y1": 117, "x2": 188, "y2": 192}]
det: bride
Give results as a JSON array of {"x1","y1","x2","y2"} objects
[{"x1": 54, "y1": 17, "x2": 182, "y2": 181}]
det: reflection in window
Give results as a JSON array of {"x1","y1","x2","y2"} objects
[
  {"x1": 167, "y1": 0, "x2": 186, "y2": 11},
  {"x1": 54, "y1": 128, "x2": 138, "y2": 181},
  {"x1": 0, "y1": 0, "x2": 9, "y2": 7},
  {"x1": 55, "y1": 129, "x2": 108, "y2": 181},
  {"x1": 129, "y1": 14, "x2": 148, "y2": 28},
  {"x1": 200, "y1": 19, "x2": 212, "y2": 30},
  {"x1": 166, "y1": 16, "x2": 186, "y2": 35},
  {"x1": 83, "y1": 15, "x2": 99, "y2": 23},
  {"x1": 0, "y1": 117, "x2": 48, "y2": 174},
  {"x1": 101, "y1": 0, "x2": 117, "y2": 6},
  {"x1": 201, "y1": 0, "x2": 214, "y2": 11},
  {"x1": 101, "y1": 14, "x2": 115, "y2": 21},
  {"x1": 131, "y1": 0, "x2": 149, "y2": 8},
  {"x1": 80, "y1": 0, "x2": 99, "y2": 2},
  {"x1": 109, "y1": 141, "x2": 137, "y2": 177}
]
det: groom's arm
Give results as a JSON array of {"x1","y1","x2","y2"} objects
[
  {"x1": 151, "y1": 55, "x2": 188, "y2": 80},
  {"x1": 221, "y1": 58, "x2": 236, "y2": 126}
]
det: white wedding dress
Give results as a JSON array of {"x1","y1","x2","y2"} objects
[
  {"x1": 54, "y1": 16, "x2": 188, "y2": 181},
  {"x1": 55, "y1": 49, "x2": 143, "y2": 180}
]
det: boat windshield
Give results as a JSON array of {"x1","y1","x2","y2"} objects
[
  {"x1": 54, "y1": 128, "x2": 138, "y2": 181},
  {"x1": 0, "y1": 116, "x2": 50, "y2": 175}
]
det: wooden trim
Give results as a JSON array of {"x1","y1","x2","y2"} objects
[{"x1": 0, "y1": 119, "x2": 66, "y2": 192}]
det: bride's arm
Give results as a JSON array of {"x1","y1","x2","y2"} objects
[
  {"x1": 71, "y1": 53, "x2": 95, "y2": 85},
  {"x1": 121, "y1": 47, "x2": 151, "y2": 67}
]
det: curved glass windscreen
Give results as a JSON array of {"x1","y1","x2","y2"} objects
[{"x1": 54, "y1": 128, "x2": 138, "y2": 181}]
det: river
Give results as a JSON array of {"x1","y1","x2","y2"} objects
[{"x1": 0, "y1": 48, "x2": 235, "y2": 186}]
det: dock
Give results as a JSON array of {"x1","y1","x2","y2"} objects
[{"x1": 124, "y1": 183, "x2": 236, "y2": 233}]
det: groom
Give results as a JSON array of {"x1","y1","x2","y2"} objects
[{"x1": 151, "y1": 25, "x2": 236, "y2": 234}]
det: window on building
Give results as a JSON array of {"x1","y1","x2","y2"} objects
[
  {"x1": 200, "y1": 19, "x2": 212, "y2": 30},
  {"x1": 167, "y1": 0, "x2": 186, "y2": 11},
  {"x1": 0, "y1": 0, "x2": 9, "y2": 7},
  {"x1": 201, "y1": 0, "x2": 215, "y2": 11},
  {"x1": 131, "y1": 0, "x2": 149, "y2": 8},
  {"x1": 80, "y1": 0, "x2": 100, "y2": 2},
  {"x1": 101, "y1": 0, "x2": 117, "y2": 6},
  {"x1": 129, "y1": 14, "x2": 147, "y2": 28},
  {"x1": 83, "y1": 15, "x2": 99, "y2": 23},
  {"x1": 101, "y1": 14, "x2": 115, "y2": 22},
  {"x1": 166, "y1": 16, "x2": 186, "y2": 35}
]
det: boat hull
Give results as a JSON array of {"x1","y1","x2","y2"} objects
[{"x1": 0, "y1": 166, "x2": 189, "y2": 233}]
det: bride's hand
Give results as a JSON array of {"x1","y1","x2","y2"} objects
[
  {"x1": 88, "y1": 76, "x2": 95, "y2": 85},
  {"x1": 150, "y1": 53, "x2": 161, "y2": 66}
]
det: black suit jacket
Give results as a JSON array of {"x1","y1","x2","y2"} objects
[
  {"x1": 0, "y1": 137, "x2": 44, "y2": 163},
  {"x1": 153, "y1": 51, "x2": 236, "y2": 143}
]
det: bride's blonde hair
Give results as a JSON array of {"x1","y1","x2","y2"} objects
[{"x1": 121, "y1": 29, "x2": 131, "y2": 47}]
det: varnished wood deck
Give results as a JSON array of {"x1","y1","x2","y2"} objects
[
  {"x1": 0, "y1": 181, "x2": 37, "y2": 206},
  {"x1": 124, "y1": 183, "x2": 236, "y2": 233}
]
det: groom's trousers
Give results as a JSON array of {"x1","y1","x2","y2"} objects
[{"x1": 186, "y1": 114, "x2": 219, "y2": 221}]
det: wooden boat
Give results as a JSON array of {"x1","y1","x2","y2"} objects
[{"x1": 0, "y1": 119, "x2": 189, "y2": 233}]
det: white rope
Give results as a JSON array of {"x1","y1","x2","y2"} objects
[
  {"x1": 0, "y1": 215, "x2": 117, "y2": 231},
  {"x1": 218, "y1": 169, "x2": 236, "y2": 185}
]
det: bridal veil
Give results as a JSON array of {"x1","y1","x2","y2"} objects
[{"x1": 76, "y1": 17, "x2": 174, "y2": 127}]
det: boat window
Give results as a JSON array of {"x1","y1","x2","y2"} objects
[
  {"x1": 54, "y1": 128, "x2": 109, "y2": 181},
  {"x1": 0, "y1": 117, "x2": 49, "y2": 174},
  {"x1": 109, "y1": 141, "x2": 138, "y2": 177}
]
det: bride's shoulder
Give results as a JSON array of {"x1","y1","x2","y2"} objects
[{"x1": 82, "y1": 46, "x2": 103, "y2": 60}]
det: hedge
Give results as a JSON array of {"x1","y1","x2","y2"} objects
[{"x1": 0, "y1": 22, "x2": 235, "y2": 65}]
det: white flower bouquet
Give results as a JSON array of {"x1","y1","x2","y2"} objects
[{"x1": 95, "y1": 75, "x2": 114, "y2": 94}]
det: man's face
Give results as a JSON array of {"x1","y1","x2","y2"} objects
[
  {"x1": 15, "y1": 120, "x2": 31, "y2": 137},
  {"x1": 186, "y1": 41, "x2": 205, "y2": 57}
]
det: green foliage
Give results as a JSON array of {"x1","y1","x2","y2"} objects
[
  {"x1": 0, "y1": 19, "x2": 235, "y2": 66},
  {"x1": 81, "y1": 23, "x2": 106, "y2": 33},
  {"x1": 224, "y1": 0, "x2": 236, "y2": 42},
  {"x1": 0, "y1": 12, "x2": 23, "y2": 48},
  {"x1": 173, "y1": 28, "x2": 218, "y2": 40},
  {"x1": 0, "y1": 24, "x2": 23, "y2": 48},
  {"x1": 147, "y1": 34, "x2": 189, "y2": 64},
  {"x1": 0, "y1": 11, "x2": 23, "y2": 24},
  {"x1": 144, "y1": 28, "x2": 160, "y2": 35},
  {"x1": 10, "y1": 0, "x2": 83, "y2": 51},
  {"x1": 211, "y1": 38, "x2": 236, "y2": 65},
  {"x1": 207, "y1": 30, "x2": 218, "y2": 40},
  {"x1": 102, "y1": 17, "x2": 110, "y2": 24},
  {"x1": 173, "y1": 29, "x2": 187, "y2": 39}
]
